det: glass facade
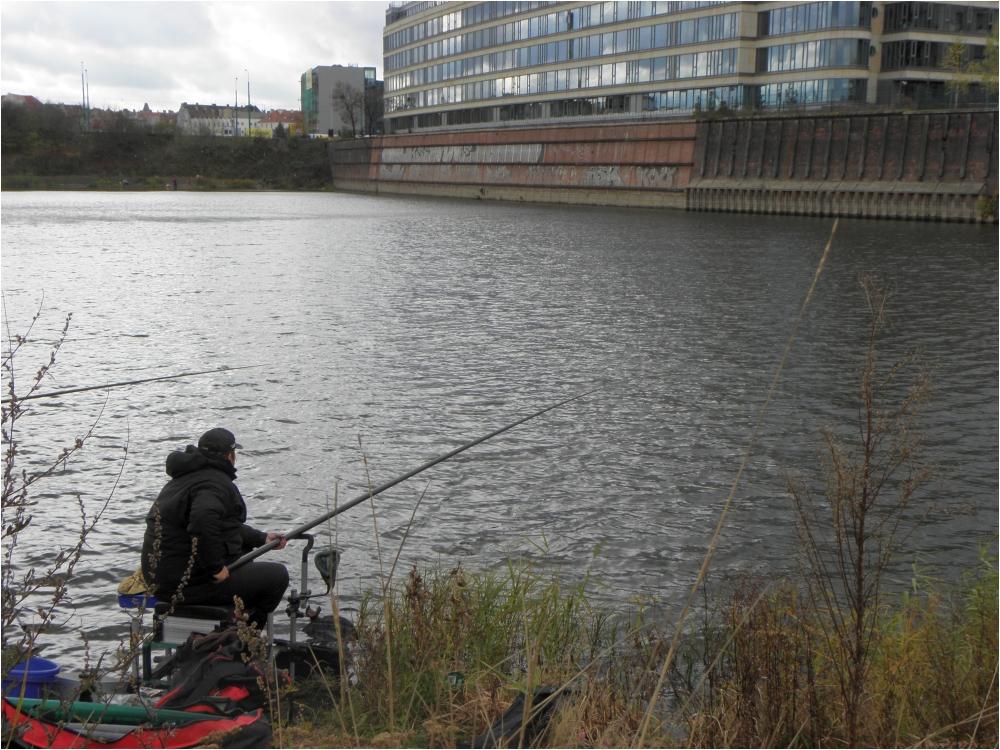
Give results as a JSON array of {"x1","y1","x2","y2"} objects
[
  {"x1": 300, "y1": 70, "x2": 318, "y2": 133},
  {"x1": 386, "y1": 13, "x2": 739, "y2": 93},
  {"x1": 757, "y1": 78, "x2": 867, "y2": 108},
  {"x1": 385, "y1": 2, "x2": 555, "y2": 53},
  {"x1": 882, "y1": 40, "x2": 987, "y2": 71},
  {"x1": 388, "y1": 47, "x2": 739, "y2": 111},
  {"x1": 383, "y1": 0, "x2": 994, "y2": 132},
  {"x1": 757, "y1": 39, "x2": 870, "y2": 73},
  {"x1": 385, "y1": 2, "x2": 728, "y2": 57},
  {"x1": 645, "y1": 84, "x2": 746, "y2": 111},
  {"x1": 757, "y1": 1, "x2": 872, "y2": 36},
  {"x1": 386, "y1": 2, "x2": 730, "y2": 71},
  {"x1": 882, "y1": 2, "x2": 997, "y2": 34}
]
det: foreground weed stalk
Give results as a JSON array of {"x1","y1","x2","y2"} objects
[
  {"x1": 2, "y1": 306, "x2": 131, "y2": 696},
  {"x1": 668, "y1": 275, "x2": 996, "y2": 749},
  {"x1": 789, "y1": 275, "x2": 929, "y2": 747},
  {"x1": 635, "y1": 219, "x2": 839, "y2": 747}
]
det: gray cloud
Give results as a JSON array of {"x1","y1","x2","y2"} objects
[
  {"x1": 1, "y1": 1, "x2": 385, "y2": 111},
  {"x1": 3, "y1": 2, "x2": 215, "y2": 49}
]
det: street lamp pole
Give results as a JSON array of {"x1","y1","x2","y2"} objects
[
  {"x1": 245, "y1": 69, "x2": 251, "y2": 135},
  {"x1": 234, "y1": 76, "x2": 238, "y2": 136}
]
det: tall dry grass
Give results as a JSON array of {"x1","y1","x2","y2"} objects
[
  {"x1": 281, "y1": 557, "x2": 997, "y2": 748},
  {"x1": 675, "y1": 561, "x2": 998, "y2": 748}
]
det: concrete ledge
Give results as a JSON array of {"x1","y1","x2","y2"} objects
[
  {"x1": 686, "y1": 182, "x2": 992, "y2": 222},
  {"x1": 333, "y1": 179, "x2": 687, "y2": 209},
  {"x1": 688, "y1": 178, "x2": 988, "y2": 196}
]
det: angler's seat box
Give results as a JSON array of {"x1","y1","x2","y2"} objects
[
  {"x1": 151, "y1": 602, "x2": 235, "y2": 644},
  {"x1": 128, "y1": 601, "x2": 234, "y2": 684}
]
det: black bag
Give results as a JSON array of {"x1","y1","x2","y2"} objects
[{"x1": 154, "y1": 627, "x2": 285, "y2": 716}]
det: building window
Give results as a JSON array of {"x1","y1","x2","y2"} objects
[
  {"x1": 759, "y1": 1, "x2": 872, "y2": 36},
  {"x1": 883, "y1": 2, "x2": 997, "y2": 34},
  {"x1": 756, "y1": 78, "x2": 867, "y2": 108},
  {"x1": 758, "y1": 39, "x2": 870, "y2": 72}
]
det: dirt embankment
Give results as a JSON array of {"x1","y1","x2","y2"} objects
[{"x1": 2, "y1": 130, "x2": 332, "y2": 191}]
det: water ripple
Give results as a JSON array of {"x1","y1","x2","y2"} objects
[{"x1": 1, "y1": 192, "x2": 996, "y2": 663}]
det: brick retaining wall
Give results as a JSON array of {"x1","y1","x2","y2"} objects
[{"x1": 329, "y1": 110, "x2": 997, "y2": 222}]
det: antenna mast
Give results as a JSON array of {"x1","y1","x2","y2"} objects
[{"x1": 80, "y1": 62, "x2": 86, "y2": 130}]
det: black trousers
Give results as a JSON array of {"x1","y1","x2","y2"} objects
[{"x1": 173, "y1": 561, "x2": 289, "y2": 628}]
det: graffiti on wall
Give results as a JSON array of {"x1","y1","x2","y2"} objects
[{"x1": 381, "y1": 144, "x2": 544, "y2": 165}]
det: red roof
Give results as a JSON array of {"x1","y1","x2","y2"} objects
[
  {"x1": 260, "y1": 109, "x2": 302, "y2": 125},
  {"x1": 2, "y1": 93, "x2": 43, "y2": 108}
]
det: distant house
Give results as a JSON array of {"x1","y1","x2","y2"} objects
[
  {"x1": 176, "y1": 102, "x2": 262, "y2": 136},
  {"x1": 135, "y1": 103, "x2": 175, "y2": 130},
  {"x1": 60, "y1": 104, "x2": 86, "y2": 122},
  {"x1": 255, "y1": 109, "x2": 303, "y2": 137},
  {"x1": 1, "y1": 93, "x2": 43, "y2": 109}
]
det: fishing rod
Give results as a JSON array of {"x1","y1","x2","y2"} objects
[
  {"x1": 2, "y1": 366, "x2": 256, "y2": 404},
  {"x1": 229, "y1": 388, "x2": 600, "y2": 572}
]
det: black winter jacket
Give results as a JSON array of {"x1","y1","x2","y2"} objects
[{"x1": 141, "y1": 446, "x2": 267, "y2": 593}]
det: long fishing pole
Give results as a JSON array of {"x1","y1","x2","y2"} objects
[
  {"x1": 229, "y1": 388, "x2": 600, "y2": 572},
  {"x1": 2, "y1": 366, "x2": 256, "y2": 404}
]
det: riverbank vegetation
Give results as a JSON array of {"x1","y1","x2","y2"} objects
[
  {"x1": 281, "y1": 558, "x2": 997, "y2": 748},
  {"x1": 1, "y1": 102, "x2": 331, "y2": 190},
  {"x1": 3, "y1": 281, "x2": 996, "y2": 747}
]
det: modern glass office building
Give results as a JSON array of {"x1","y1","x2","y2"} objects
[{"x1": 382, "y1": 1, "x2": 997, "y2": 133}]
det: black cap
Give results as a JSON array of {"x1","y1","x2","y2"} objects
[{"x1": 197, "y1": 427, "x2": 242, "y2": 454}]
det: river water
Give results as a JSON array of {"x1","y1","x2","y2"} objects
[{"x1": 1, "y1": 191, "x2": 997, "y2": 663}]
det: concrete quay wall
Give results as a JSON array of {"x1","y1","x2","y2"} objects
[
  {"x1": 329, "y1": 110, "x2": 997, "y2": 222},
  {"x1": 689, "y1": 110, "x2": 997, "y2": 222}
]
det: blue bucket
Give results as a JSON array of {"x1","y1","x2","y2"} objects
[{"x1": 3, "y1": 657, "x2": 60, "y2": 699}]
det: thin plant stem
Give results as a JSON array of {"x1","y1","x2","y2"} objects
[
  {"x1": 969, "y1": 659, "x2": 1000, "y2": 747},
  {"x1": 358, "y1": 437, "x2": 394, "y2": 730},
  {"x1": 635, "y1": 219, "x2": 839, "y2": 746}
]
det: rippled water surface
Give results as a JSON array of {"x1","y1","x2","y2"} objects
[{"x1": 2, "y1": 191, "x2": 997, "y2": 662}]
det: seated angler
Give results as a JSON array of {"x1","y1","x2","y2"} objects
[{"x1": 141, "y1": 427, "x2": 289, "y2": 628}]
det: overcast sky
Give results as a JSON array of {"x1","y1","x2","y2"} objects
[{"x1": 1, "y1": 1, "x2": 387, "y2": 112}]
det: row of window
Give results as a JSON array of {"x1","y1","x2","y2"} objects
[
  {"x1": 386, "y1": 13, "x2": 739, "y2": 93},
  {"x1": 758, "y1": 1, "x2": 871, "y2": 36},
  {"x1": 385, "y1": 78, "x2": 867, "y2": 132},
  {"x1": 384, "y1": 1, "x2": 445, "y2": 25},
  {"x1": 758, "y1": 77, "x2": 865, "y2": 107},
  {"x1": 881, "y1": 40, "x2": 986, "y2": 70},
  {"x1": 882, "y1": 2, "x2": 995, "y2": 34},
  {"x1": 387, "y1": 8, "x2": 565, "y2": 71},
  {"x1": 644, "y1": 84, "x2": 744, "y2": 110},
  {"x1": 385, "y1": 1, "x2": 728, "y2": 70},
  {"x1": 757, "y1": 39, "x2": 870, "y2": 73},
  {"x1": 385, "y1": 1, "x2": 553, "y2": 51},
  {"x1": 385, "y1": 1, "x2": 728, "y2": 54},
  {"x1": 386, "y1": 35, "x2": 872, "y2": 102},
  {"x1": 387, "y1": 48, "x2": 738, "y2": 111},
  {"x1": 388, "y1": 2, "x2": 876, "y2": 70}
]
